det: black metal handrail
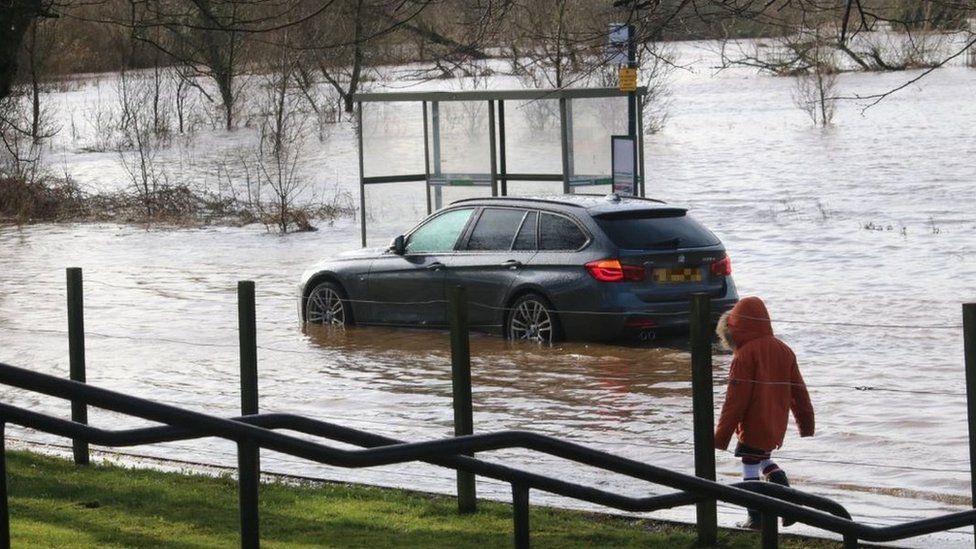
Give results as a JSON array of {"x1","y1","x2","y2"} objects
[{"x1": 0, "y1": 362, "x2": 973, "y2": 549}]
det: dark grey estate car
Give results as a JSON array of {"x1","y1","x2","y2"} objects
[{"x1": 300, "y1": 194, "x2": 738, "y2": 343}]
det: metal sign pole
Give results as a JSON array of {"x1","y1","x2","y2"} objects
[{"x1": 432, "y1": 101, "x2": 443, "y2": 210}]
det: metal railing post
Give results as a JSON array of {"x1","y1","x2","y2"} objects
[
  {"x1": 963, "y1": 303, "x2": 976, "y2": 549},
  {"x1": 449, "y1": 285, "x2": 477, "y2": 513},
  {"x1": 0, "y1": 422, "x2": 8, "y2": 549},
  {"x1": 690, "y1": 293, "x2": 717, "y2": 545},
  {"x1": 239, "y1": 281, "x2": 259, "y2": 416},
  {"x1": 512, "y1": 483, "x2": 530, "y2": 549},
  {"x1": 761, "y1": 510, "x2": 779, "y2": 548},
  {"x1": 66, "y1": 267, "x2": 89, "y2": 466},
  {"x1": 238, "y1": 442, "x2": 259, "y2": 549},
  {"x1": 238, "y1": 281, "x2": 260, "y2": 548}
]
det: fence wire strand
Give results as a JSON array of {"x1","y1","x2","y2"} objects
[{"x1": 73, "y1": 278, "x2": 969, "y2": 330}]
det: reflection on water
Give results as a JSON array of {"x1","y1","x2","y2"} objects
[{"x1": 303, "y1": 323, "x2": 697, "y2": 419}]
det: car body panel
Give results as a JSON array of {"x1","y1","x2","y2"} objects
[{"x1": 366, "y1": 253, "x2": 448, "y2": 325}]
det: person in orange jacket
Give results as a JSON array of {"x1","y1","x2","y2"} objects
[{"x1": 714, "y1": 296, "x2": 815, "y2": 530}]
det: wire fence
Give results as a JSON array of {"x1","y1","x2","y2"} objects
[
  {"x1": 2, "y1": 271, "x2": 974, "y2": 526},
  {"x1": 0, "y1": 321, "x2": 965, "y2": 397},
  {"x1": 79, "y1": 277, "x2": 965, "y2": 331}
]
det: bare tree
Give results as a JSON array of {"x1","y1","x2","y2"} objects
[
  {"x1": 124, "y1": 0, "x2": 264, "y2": 130},
  {"x1": 507, "y1": 0, "x2": 611, "y2": 89},
  {"x1": 791, "y1": 28, "x2": 839, "y2": 127},
  {"x1": 0, "y1": 90, "x2": 45, "y2": 182},
  {"x1": 250, "y1": 43, "x2": 312, "y2": 233},
  {"x1": 115, "y1": 66, "x2": 176, "y2": 218}
]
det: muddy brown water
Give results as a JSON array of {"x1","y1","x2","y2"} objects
[{"x1": 2, "y1": 48, "x2": 976, "y2": 546}]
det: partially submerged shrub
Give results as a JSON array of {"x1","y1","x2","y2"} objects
[
  {"x1": 0, "y1": 176, "x2": 354, "y2": 230},
  {"x1": 0, "y1": 177, "x2": 87, "y2": 222}
]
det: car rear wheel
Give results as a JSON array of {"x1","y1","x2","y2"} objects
[
  {"x1": 507, "y1": 293, "x2": 559, "y2": 344},
  {"x1": 306, "y1": 281, "x2": 353, "y2": 326}
]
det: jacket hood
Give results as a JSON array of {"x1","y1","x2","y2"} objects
[{"x1": 727, "y1": 296, "x2": 773, "y2": 346}]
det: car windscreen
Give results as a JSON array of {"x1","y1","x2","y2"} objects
[{"x1": 593, "y1": 210, "x2": 720, "y2": 249}]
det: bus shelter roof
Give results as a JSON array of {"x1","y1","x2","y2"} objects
[{"x1": 353, "y1": 87, "x2": 648, "y2": 103}]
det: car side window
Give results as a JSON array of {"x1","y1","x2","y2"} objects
[
  {"x1": 406, "y1": 208, "x2": 474, "y2": 253},
  {"x1": 466, "y1": 208, "x2": 526, "y2": 251},
  {"x1": 539, "y1": 213, "x2": 587, "y2": 251},
  {"x1": 513, "y1": 211, "x2": 537, "y2": 250}
]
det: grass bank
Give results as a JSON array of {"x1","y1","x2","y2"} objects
[{"x1": 3, "y1": 450, "x2": 845, "y2": 548}]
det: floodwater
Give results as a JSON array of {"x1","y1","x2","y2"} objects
[{"x1": 2, "y1": 43, "x2": 976, "y2": 546}]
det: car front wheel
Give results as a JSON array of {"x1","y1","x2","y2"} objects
[
  {"x1": 305, "y1": 281, "x2": 353, "y2": 326},
  {"x1": 507, "y1": 293, "x2": 559, "y2": 344}
]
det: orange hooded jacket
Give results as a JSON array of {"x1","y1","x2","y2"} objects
[{"x1": 714, "y1": 296, "x2": 815, "y2": 451}]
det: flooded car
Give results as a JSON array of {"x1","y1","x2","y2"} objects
[{"x1": 300, "y1": 194, "x2": 738, "y2": 343}]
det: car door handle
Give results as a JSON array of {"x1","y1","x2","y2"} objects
[
  {"x1": 501, "y1": 260, "x2": 522, "y2": 269},
  {"x1": 427, "y1": 262, "x2": 445, "y2": 271}
]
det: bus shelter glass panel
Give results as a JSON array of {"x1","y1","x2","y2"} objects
[
  {"x1": 502, "y1": 99, "x2": 563, "y2": 196},
  {"x1": 429, "y1": 100, "x2": 491, "y2": 174},
  {"x1": 363, "y1": 181, "x2": 430, "y2": 245},
  {"x1": 426, "y1": 100, "x2": 494, "y2": 210},
  {"x1": 570, "y1": 96, "x2": 629, "y2": 193},
  {"x1": 361, "y1": 101, "x2": 425, "y2": 179}
]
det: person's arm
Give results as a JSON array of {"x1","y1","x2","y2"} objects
[
  {"x1": 714, "y1": 354, "x2": 755, "y2": 450},
  {"x1": 790, "y1": 360, "x2": 815, "y2": 437}
]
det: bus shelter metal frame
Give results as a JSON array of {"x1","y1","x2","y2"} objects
[{"x1": 353, "y1": 87, "x2": 648, "y2": 247}]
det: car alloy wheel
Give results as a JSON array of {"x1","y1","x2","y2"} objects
[
  {"x1": 306, "y1": 282, "x2": 349, "y2": 326},
  {"x1": 508, "y1": 294, "x2": 557, "y2": 344}
]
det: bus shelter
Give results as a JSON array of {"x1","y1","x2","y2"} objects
[{"x1": 353, "y1": 87, "x2": 648, "y2": 246}]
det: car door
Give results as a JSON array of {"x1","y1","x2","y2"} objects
[
  {"x1": 444, "y1": 208, "x2": 538, "y2": 329},
  {"x1": 366, "y1": 208, "x2": 475, "y2": 326}
]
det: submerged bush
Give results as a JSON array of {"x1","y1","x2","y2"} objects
[
  {"x1": 0, "y1": 177, "x2": 88, "y2": 222},
  {"x1": 0, "y1": 177, "x2": 354, "y2": 230}
]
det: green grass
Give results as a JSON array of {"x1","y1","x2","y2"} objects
[{"x1": 4, "y1": 451, "x2": 844, "y2": 548}]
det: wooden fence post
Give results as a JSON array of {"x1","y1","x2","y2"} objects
[
  {"x1": 449, "y1": 285, "x2": 477, "y2": 514},
  {"x1": 66, "y1": 267, "x2": 89, "y2": 466},
  {"x1": 238, "y1": 281, "x2": 259, "y2": 549},
  {"x1": 962, "y1": 303, "x2": 976, "y2": 549},
  {"x1": 690, "y1": 293, "x2": 717, "y2": 545},
  {"x1": 0, "y1": 422, "x2": 8, "y2": 549}
]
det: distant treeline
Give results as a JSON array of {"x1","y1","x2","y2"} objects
[{"x1": 10, "y1": 0, "x2": 975, "y2": 79}]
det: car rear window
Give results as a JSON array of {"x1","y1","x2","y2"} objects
[
  {"x1": 539, "y1": 213, "x2": 587, "y2": 250},
  {"x1": 467, "y1": 208, "x2": 527, "y2": 250},
  {"x1": 593, "y1": 210, "x2": 720, "y2": 249}
]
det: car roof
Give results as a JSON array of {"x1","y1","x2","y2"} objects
[{"x1": 448, "y1": 194, "x2": 687, "y2": 216}]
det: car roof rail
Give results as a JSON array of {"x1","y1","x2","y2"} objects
[
  {"x1": 449, "y1": 196, "x2": 587, "y2": 208},
  {"x1": 573, "y1": 193, "x2": 668, "y2": 205},
  {"x1": 449, "y1": 194, "x2": 670, "y2": 209}
]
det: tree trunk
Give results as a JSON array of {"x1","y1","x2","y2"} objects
[
  {"x1": 0, "y1": 0, "x2": 42, "y2": 101},
  {"x1": 28, "y1": 22, "x2": 41, "y2": 142},
  {"x1": 344, "y1": 0, "x2": 366, "y2": 114}
]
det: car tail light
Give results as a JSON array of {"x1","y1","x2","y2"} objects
[
  {"x1": 585, "y1": 259, "x2": 645, "y2": 282},
  {"x1": 710, "y1": 256, "x2": 732, "y2": 277},
  {"x1": 625, "y1": 318, "x2": 658, "y2": 329}
]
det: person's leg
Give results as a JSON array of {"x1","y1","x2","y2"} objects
[
  {"x1": 760, "y1": 455, "x2": 795, "y2": 526},
  {"x1": 734, "y1": 443, "x2": 769, "y2": 529}
]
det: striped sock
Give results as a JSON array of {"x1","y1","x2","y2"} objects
[
  {"x1": 760, "y1": 460, "x2": 781, "y2": 479},
  {"x1": 743, "y1": 462, "x2": 761, "y2": 480}
]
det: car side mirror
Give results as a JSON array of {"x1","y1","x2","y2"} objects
[{"x1": 391, "y1": 234, "x2": 406, "y2": 255}]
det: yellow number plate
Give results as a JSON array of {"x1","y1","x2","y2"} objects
[{"x1": 652, "y1": 267, "x2": 702, "y2": 283}]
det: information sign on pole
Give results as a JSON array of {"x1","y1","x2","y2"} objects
[
  {"x1": 618, "y1": 67, "x2": 638, "y2": 92},
  {"x1": 607, "y1": 24, "x2": 631, "y2": 65},
  {"x1": 612, "y1": 135, "x2": 636, "y2": 196}
]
